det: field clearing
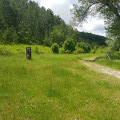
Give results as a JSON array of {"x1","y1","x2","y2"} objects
[{"x1": 0, "y1": 45, "x2": 120, "y2": 120}]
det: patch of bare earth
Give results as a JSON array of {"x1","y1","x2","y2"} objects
[{"x1": 81, "y1": 58, "x2": 120, "y2": 79}]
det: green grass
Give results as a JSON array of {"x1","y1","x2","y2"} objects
[
  {"x1": 0, "y1": 44, "x2": 51, "y2": 56},
  {"x1": 0, "y1": 45, "x2": 120, "y2": 120},
  {"x1": 95, "y1": 56, "x2": 120, "y2": 70},
  {"x1": 80, "y1": 52, "x2": 120, "y2": 71}
]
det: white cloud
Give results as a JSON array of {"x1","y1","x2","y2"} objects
[
  {"x1": 32, "y1": 0, "x2": 65, "y2": 8},
  {"x1": 32, "y1": 0, "x2": 76, "y2": 24},
  {"x1": 32, "y1": 0, "x2": 106, "y2": 36},
  {"x1": 41, "y1": 0, "x2": 65, "y2": 9},
  {"x1": 77, "y1": 17, "x2": 106, "y2": 36}
]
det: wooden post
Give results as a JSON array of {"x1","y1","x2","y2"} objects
[{"x1": 26, "y1": 47, "x2": 31, "y2": 60}]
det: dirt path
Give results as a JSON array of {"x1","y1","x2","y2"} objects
[{"x1": 81, "y1": 58, "x2": 120, "y2": 79}]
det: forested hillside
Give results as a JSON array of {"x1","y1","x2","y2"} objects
[
  {"x1": 79, "y1": 32, "x2": 106, "y2": 46},
  {"x1": 0, "y1": 0, "x2": 106, "y2": 47}
]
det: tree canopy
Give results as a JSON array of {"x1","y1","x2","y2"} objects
[
  {"x1": 0, "y1": 0, "x2": 107, "y2": 47},
  {"x1": 72, "y1": 0, "x2": 120, "y2": 38}
]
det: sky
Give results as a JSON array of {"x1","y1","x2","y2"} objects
[{"x1": 32, "y1": 0, "x2": 106, "y2": 36}]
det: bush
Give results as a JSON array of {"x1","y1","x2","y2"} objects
[
  {"x1": 65, "y1": 50, "x2": 72, "y2": 54},
  {"x1": 109, "y1": 51, "x2": 120, "y2": 60},
  {"x1": 76, "y1": 42, "x2": 91, "y2": 53},
  {"x1": 63, "y1": 38, "x2": 75, "y2": 53},
  {"x1": 60, "y1": 48, "x2": 65, "y2": 54},
  {"x1": 114, "y1": 51, "x2": 120, "y2": 59},
  {"x1": 76, "y1": 48, "x2": 84, "y2": 54},
  {"x1": 96, "y1": 46, "x2": 107, "y2": 54},
  {"x1": 51, "y1": 43, "x2": 59, "y2": 54},
  {"x1": 91, "y1": 46, "x2": 97, "y2": 53}
]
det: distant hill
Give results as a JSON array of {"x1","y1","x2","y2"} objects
[{"x1": 79, "y1": 32, "x2": 107, "y2": 46}]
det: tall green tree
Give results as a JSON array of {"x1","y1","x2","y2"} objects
[
  {"x1": 63, "y1": 38, "x2": 76, "y2": 53},
  {"x1": 48, "y1": 24, "x2": 66, "y2": 46}
]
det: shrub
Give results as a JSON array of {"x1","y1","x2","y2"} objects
[
  {"x1": 96, "y1": 46, "x2": 107, "y2": 54},
  {"x1": 63, "y1": 38, "x2": 75, "y2": 53},
  {"x1": 109, "y1": 51, "x2": 120, "y2": 60},
  {"x1": 76, "y1": 48, "x2": 84, "y2": 54},
  {"x1": 65, "y1": 50, "x2": 72, "y2": 54},
  {"x1": 51, "y1": 43, "x2": 59, "y2": 54},
  {"x1": 114, "y1": 51, "x2": 120, "y2": 59},
  {"x1": 91, "y1": 46, "x2": 97, "y2": 53},
  {"x1": 76, "y1": 42, "x2": 91, "y2": 53},
  {"x1": 60, "y1": 48, "x2": 65, "y2": 54}
]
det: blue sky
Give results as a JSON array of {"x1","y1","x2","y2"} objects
[{"x1": 32, "y1": 0, "x2": 106, "y2": 36}]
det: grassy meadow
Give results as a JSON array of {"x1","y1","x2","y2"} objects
[{"x1": 0, "y1": 45, "x2": 120, "y2": 120}]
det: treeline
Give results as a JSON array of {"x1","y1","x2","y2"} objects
[
  {"x1": 0, "y1": 0, "x2": 106, "y2": 49},
  {"x1": 79, "y1": 32, "x2": 107, "y2": 46}
]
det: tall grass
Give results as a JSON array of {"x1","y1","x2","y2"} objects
[{"x1": 0, "y1": 44, "x2": 51, "y2": 56}]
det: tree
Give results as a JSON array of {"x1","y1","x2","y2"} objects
[
  {"x1": 106, "y1": 39, "x2": 120, "y2": 52},
  {"x1": 0, "y1": 0, "x2": 107, "y2": 46},
  {"x1": 51, "y1": 43, "x2": 59, "y2": 54},
  {"x1": 48, "y1": 25, "x2": 66, "y2": 47},
  {"x1": 76, "y1": 42, "x2": 91, "y2": 53},
  {"x1": 79, "y1": 32, "x2": 107, "y2": 46},
  {"x1": 63, "y1": 38, "x2": 76, "y2": 53},
  {"x1": 72, "y1": 0, "x2": 120, "y2": 37},
  {"x1": 2, "y1": 27, "x2": 18, "y2": 44}
]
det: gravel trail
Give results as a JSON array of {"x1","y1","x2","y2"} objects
[{"x1": 81, "y1": 58, "x2": 120, "y2": 79}]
